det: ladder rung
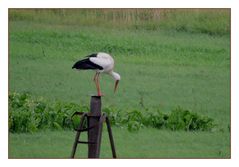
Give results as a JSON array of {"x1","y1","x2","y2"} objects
[{"x1": 77, "y1": 141, "x2": 97, "y2": 144}]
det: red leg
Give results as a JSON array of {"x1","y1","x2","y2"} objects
[
  {"x1": 97, "y1": 73, "x2": 103, "y2": 96},
  {"x1": 94, "y1": 73, "x2": 99, "y2": 95},
  {"x1": 93, "y1": 72, "x2": 97, "y2": 81},
  {"x1": 95, "y1": 73, "x2": 102, "y2": 96}
]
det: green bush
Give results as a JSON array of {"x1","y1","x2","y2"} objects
[
  {"x1": 9, "y1": 92, "x2": 216, "y2": 133},
  {"x1": 167, "y1": 107, "x2": 215, "y2": 131},
  {"x1": 142, "y1": 109, "x2": 168, "y2": 129},
  {"x1": 9, "y1": 92, "x2": 86, "y2": 133}
]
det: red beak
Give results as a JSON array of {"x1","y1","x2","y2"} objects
[{"x1": 114, "y1": 80, "x2": 119, "y2": 93}]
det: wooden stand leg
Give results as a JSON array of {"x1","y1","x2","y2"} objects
[
  {"x1": 106, "y1": 116, "x2": 117, "y2": 158},
  {"x1": 70, "y1": 96, "x2": 117, "y2": 159},
  {"x1": 70, "y1": 114, "x2": 87, "y2": 158}
]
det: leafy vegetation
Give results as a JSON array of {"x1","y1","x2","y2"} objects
[
  {"x1": 9, "y1": 92, "x2": 216, "y2": 133},
  {"x1": 9, "y1": 92, "x2": 84, "y2": 132},
  {"x1": 105, "y1": 106, "x2": 216, "y2": 132}
]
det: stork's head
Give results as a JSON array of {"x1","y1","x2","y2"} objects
[{"x1": 111, "y1": 71, "x2": 121, "y2": 93}]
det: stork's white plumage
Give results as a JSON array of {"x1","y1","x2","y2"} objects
[{"x1": 72, "y1": 52, "x2": 121, "y2": 96}]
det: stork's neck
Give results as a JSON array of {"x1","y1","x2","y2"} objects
[{"x1": 110, "y1": 71, "x2": 121, "y2": 81}]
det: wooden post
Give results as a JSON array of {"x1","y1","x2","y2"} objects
[
  {"x1": 87, "y1": 96, "x2": 103, "y2": 158},
  {"x1": 70, "y1": 96, "x2": 116, "y2": 158}
]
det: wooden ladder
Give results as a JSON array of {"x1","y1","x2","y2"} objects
[{"x1": 70, "y1": 111, "x2": 116, "y2": 158}]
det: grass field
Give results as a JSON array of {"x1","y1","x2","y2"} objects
[
  {"x1": 9, "y1": 9, "x2": 230, "y2": 158},
  {"x1": 9, "y1": 128, "x2": 230, "y2": 158}
]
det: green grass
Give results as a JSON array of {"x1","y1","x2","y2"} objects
[
  {"x1": 9, "y1": 9, "x2": 230, "y2": 35},
  {"x1": 9, "y1": 23, "x2": 230, "y2": 128},
  {"x1": 9, "y1": 128, "x2": 230, "y2": 158},
  {"x1": 9, "y1": 9, "x2": 230, "y2": 158}
]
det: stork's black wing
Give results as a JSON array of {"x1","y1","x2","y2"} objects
[{"x1": 72, "y1": 57, "x2": 103, "y2": 70}]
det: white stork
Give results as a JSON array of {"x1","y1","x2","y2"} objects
[{"x1": 72, "y1": 52, "x2": 121, "y2": 96}]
